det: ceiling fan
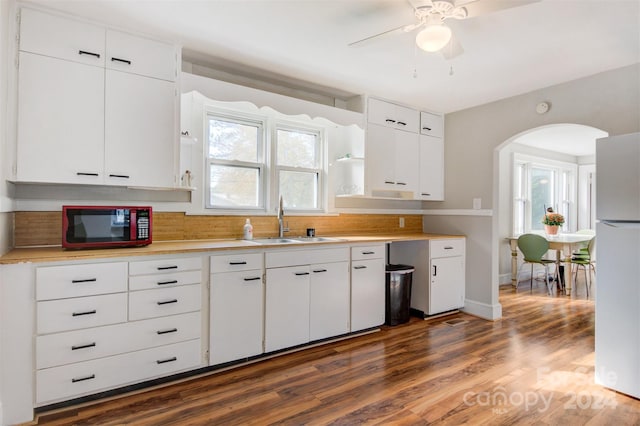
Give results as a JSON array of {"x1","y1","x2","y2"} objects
[{"x1": 349, "y1": 0, "x2": 539, "y2": 60}]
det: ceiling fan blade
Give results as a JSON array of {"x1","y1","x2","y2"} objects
[
  {"x1": 459, "y1": 0, "x2": 540, "y2": 19},
  {"x1": 348, "y1": 23, "x2": 414, "y2": 47},
  {"x1": 441, "y1": 33, "x2": 464, "y2": 60}
]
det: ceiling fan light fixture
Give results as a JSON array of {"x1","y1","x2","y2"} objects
[{"x1": 415, "y1": 24, "x2": 452, "y2": 52}]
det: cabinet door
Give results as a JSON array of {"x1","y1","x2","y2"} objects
[
  {"x1": 265, "y1": 266, "x2": 310, "y2": 352},
  {"x1": 210, "y1": 270, "x2": 264, "y2": 365},
  {"x1": 17, "y1": 52, "x2": 104, "y2": 184},
  {"x1": 394, "y1": 104, "x2": 419, "y2": 133},
  {"x1": 351, "y1": 258, "x2": 385, "y2": 331},
  {"x1": 366, "y1": 124, "x2": 396, "y2": 191},
  {"x1": 19, "y1": 8, "x2": 105, "y2": 67},
  {"x1": 368, "y1": 98, "x2": 398, "y2": 127},
  {"x1": 430, "y1": 256, "x2": 465, "y2": 314},
  {"x1": 104, "y1": 70, "x2": 176, "y2": 188},
  {"x1": 309, "y1": 261, "x2": 350, "y2": 341},
  {"x1": 420, "y1": 111, "x2": 444, "y2": 138},
  {"x1": 106, "y1": 30, "x2": 177, "y2": 81},
  {"x1": 419, "y1": 135, "x2": 444, "y2": 201},
  {"x1": 394, "y1": 130, "x2": 420, "y2": 194}
]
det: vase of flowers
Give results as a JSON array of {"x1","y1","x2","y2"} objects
[{"x1": 542, "y1": 210, "x2": 564, "y2": 236}]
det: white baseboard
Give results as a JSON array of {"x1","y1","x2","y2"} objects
[{"x1": 462, "y1": 299, "x2": 502, "y2": 320}]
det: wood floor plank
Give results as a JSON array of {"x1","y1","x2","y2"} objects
[{"x1": 29, "y1": 284, "x2": 640, "y2": 425}]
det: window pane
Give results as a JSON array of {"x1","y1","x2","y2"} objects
[
  {"x1": 277, "y1": 129, "x2": 318, "y2": 168},
  {"x1": 280, "y1": 170, "x2": 318, "y2": 209},
  {"x1": 208, "y1": 119, "x2": 259, "y2": 162},
  {"x1": 210, "y1": 165, "x2": 260, "y2": 208},
  {"x1": 531, "y1": 168, "x2": 553, "y2": 230}
]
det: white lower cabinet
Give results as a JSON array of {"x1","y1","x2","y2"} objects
[
  {"x1": 210, "y1": 252, "x2": 264, "y2": 365},
  {"x1": 35, "y1": 256, "x2": 203, "y2": 406},
  {"x1": 309, "y1": 261, "x2": 350, "y2": 341},
  {"x1": 351, "y1": 245, "x2": 386, "y2": 331},
  {"x1": 265, "y1": 265, "x2": 311, "y2": 352}
]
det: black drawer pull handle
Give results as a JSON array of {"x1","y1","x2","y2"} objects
[
  {"x1": 157, "y1": 280, "x2": 178, "y2": 286},
  {"x1": 384, "y1": 181, "x2": 395, "y2": 184},
  {"x1": 422, "y1": 126, "x2": 432, "y2": 131},
  {"x1": 71, "y1": 278, "x2": 97, "y2": 284},
  {"x1": 111, "y1": 57, "x2": 132, "y2": 65},
  {"x1": 243, "y1": 277, "x2": 261, "y2": 281},
  {"x1": 444, "y1": 246, "x2": 454, "y2": 250},
  {"x1": 421, "y1": 193, "x2": 431, "y2": 196},
  {"x1": 362, "y1": 251, "x2": 375, "y2": 255},
  {"x1": 72, "y1": 374, "x2": 95, "y2": 383},
  {"x1": 157, "y1": 299, "x2": 178, "y2": 305},
  {"x1": 78, "y1": 50, "x2": 100, "y2": 58},
  {"x1": 157, "y1": 265, "x2": 178, "y2": 270},
  {"x1": 397, "y1": 121, "x2": 407, "y2": 126},
  {"x1": 72, "y1": 310, "x2": 96, "y2": 317},
  {"x1": 109, "y1": 174, "x2": 130, "y2": 179},
  {"x1": 385, "y1": 119, "x2": 396, "y2": 123},
  {"x1": 313, "y1": 269, "x2": 327, "y2": 273},
  {"x1": 71, "y1": 342, "x2": 96, "y2": 351},
  {"x1": 76, "y1": 172, "x2": 99, "y2": 177},
  {"x1": 354, "y1": 265, "x2": 367, "y2": 270},
  {"x1": 157, "y1": 328, "x2": 178, "y2": 335},
  {"x1": 396, "y1": 182, "x2": 407, "y2": 186},
  {"x1": 433, "y1": 265, "x2": 437, "y2": 276},
  {"x1": 157, "y1": 357, "x2": 177, "y2": 364},
  {"x1": 294, "y1": 272, "x2": 310, "y2": 276},
  {"x1": 229, "y1": 261, "x2": 247, "y2": 265}
]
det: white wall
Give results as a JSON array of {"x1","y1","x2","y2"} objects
[{"x1": 426, "y1": 64, "x2": 640, "y2": 319}]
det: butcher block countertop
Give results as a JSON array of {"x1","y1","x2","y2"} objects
[{"x1": 0, "y1": 233, "x2": 464, "y2": 264}]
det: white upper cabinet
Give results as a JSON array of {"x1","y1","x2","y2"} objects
[
  {"x1": 368, "y1": 98, "x2": 419, "y2": 133},
  {"x1": 15, "y1": 7, "x2": 179, "y2": 188},
  {"x1": 420, "y1": 111, "x2": 444, "y2": 138},
  {"x1": 106, "y1": 30, "x2": 176, "y2": 82},
  {"x1": 19, "y1": 8, "x2": 105, "y2": 67},
  {"x1": 419, "y1": 135, "x2": 444, "y2": 201}
]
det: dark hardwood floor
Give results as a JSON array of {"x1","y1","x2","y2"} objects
[{"x1": 29, "y1": 277, "x2": 640, "y2": 425}]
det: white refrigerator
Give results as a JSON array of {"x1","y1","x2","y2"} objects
[{"x1": 595, "y1": 132, "x2": 640, "y2": 399}]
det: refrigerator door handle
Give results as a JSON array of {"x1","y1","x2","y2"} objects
[{"x1": 600, "y1": 220, "x2": 640, "y2": 229}]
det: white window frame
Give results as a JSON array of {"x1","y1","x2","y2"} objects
[
  {"x1": 512, "y1": 153, "x2": 577, "y2": 235},
  {"x1": 271, "y1": 121, "x2": 326, "y2": 213},
  {"x1": 205, "y1": 111, "x2": 267, "y2": 211}
]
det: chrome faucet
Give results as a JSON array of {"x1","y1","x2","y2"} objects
[{"x1": 278, "y1": 195, "x2": 289, "y2": 237}]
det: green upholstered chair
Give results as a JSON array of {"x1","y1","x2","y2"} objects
[
  {"x1": 516, "y1": 234, "x2": 557, "y2": 295},
  {"x1": 568, "y1": 236, "x2": 596, "y2": 298}
]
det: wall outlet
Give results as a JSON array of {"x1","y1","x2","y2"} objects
[
  {"x1": 473, "y1": 198, "x2": 482, "y2": 210},
  {"x1": 399, "y1": 217, "x2": 405, "y2": 228}
]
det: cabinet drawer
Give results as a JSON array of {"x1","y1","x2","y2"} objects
[
  {"x1": 37, "y1": 293, "x2": 127, "y2": 334},
  {"x1": 129, "y1": 284, "x2": 201, "y2": 321},
  {"x1": 106, "y1": 30, "x2": 177, "y2": 81},
  {"x1": 129, "y1": 270, "x2": 201, "y2": 291},
  {"x1": 430, "y1": 238, "x2": 465, "y2": 258},
  {"x1": 266, "y1": 247, "x2": 349, "y2": 269},
  {"x1": 351, "y1": 245, "x2": 385, "y2": 261},
  {"x1": 211, "y1": 252, "x2": 264, "y2": 273},
  {"x1": 36, "y1": 339, "x2": 201, "y2": 405},
  {"x1": 19, "y1": 8, "x2": 106, "y2": 67},
  {"x1": 36, "y1": 262, "x2": 128, "y2": 301},
  {"x1": 36, "y1": 311, "x2": 201, "y2": 369},
  {"x1": 420, "y1": 111, "x2": 444, "y2": 138},
  {"x1": 129, "y1": 257, "x2": 201, "y2": 276}
]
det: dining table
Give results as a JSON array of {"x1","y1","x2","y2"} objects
[{"x1": 507, "y1": 232, "x2": 594, "y2": 296}]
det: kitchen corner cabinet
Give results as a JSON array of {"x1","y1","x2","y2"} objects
[
  {"x1": 390, "y1": 238, "x2": 465, "y2": 317},
  {"x1": 15, "y1": 7, "x2": 178, "y2": 188},
  {"x1": 418, "y1": 135, "x2": 444, "y2": 201},
  {"x1": 210, "y1": 252, "x2": 264, "y2": 365},
  {"x1": 350, "y1": 245, "x2": 386, "y2": 331}
]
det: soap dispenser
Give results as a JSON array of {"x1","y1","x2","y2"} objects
[{"x1": 243, "y1": 218, "x2": 253, "y2": 240}]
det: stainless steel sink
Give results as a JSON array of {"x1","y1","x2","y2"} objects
[{"x1": 250, "y1": 238, "x2": 298, "y2": 245}]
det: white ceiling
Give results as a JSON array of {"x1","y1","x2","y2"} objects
[{"x1": 24, "y1": 0, "x2": 640, "y2": 113}]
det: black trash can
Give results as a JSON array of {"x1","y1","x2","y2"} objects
[{"x1": 385, "y1": 264, "x2": 414, "y2": 326}]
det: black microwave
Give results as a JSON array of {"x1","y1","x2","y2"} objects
[{"x1": 62, "y1": 206, "x2": 152, "y2": 249}]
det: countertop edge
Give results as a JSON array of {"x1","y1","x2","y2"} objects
[{"x1": 0, "y1": 233, "x2": 465, "y2": 264}]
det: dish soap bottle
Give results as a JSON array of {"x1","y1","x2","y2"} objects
[{"x1": 243, "y1": 218, "x2": 253, "y2": 240}]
